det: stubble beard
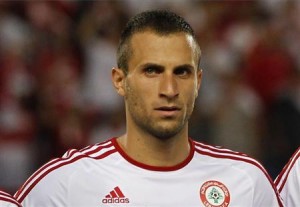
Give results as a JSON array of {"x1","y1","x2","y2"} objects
[
  {"x1": 126, "y1": 85, "x2": 194, "y2": 140},
  {"x1": 130, "y1": 107, "x2": 189, "y2": 140}
]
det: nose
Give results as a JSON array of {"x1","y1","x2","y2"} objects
[{"x1": 159, "y1": 73, "x2": 179, "y2": 99}]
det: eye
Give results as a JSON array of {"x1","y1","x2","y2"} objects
[
  {"x1": 143, "y1": 65, "x2": 163, "y2": 77},
  {"x1": 174, "y1": 67, "x2": 192, "y2": 77},
  {"x1": 145, "y1": 67, "x2": 157, "y2": 74}
]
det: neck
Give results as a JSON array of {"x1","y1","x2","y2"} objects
[{"x1": 117, "y1": 129, "x2": 190, "y2": 167}]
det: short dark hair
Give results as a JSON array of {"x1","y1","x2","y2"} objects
[{"x1": 117, "y1": 10, "x2": 201, "y2": 73}]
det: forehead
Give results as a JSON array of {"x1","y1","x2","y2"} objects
[{"x1": 128, "y1": 31, "x2": 198, "y2": 67}]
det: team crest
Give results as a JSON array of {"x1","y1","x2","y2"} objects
[{"x1": 200, "y1": 180, "x2": 230, "y2": 207}]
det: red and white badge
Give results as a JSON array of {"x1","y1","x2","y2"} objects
[{"x1": 200, "y1": 180, "x2": 230, "y2": 207}]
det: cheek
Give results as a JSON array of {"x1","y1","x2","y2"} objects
[
  {"x1": 125, "y1": 81, "x2": 147, "y2": 107},
  {"x1": 185, "y1": 91, "x2": 197, "y2": 110},
  {"x1": 126, "y1": 78, "x2": 155, "y2": 98},
  {"x1": 184, "y1": 82, "x2": 198, "y2": 99}
]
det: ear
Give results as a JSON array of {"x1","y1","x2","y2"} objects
[
  {"x1": 195, "y1": 69, "x2": 203, "y2": 97},
  {"x1": 112, "y1": 67, "x2": 126, "y2": 96}
]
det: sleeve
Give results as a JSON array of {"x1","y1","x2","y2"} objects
[{"x1": 275, "y1": 147, "x2": 300, "y2": 207}]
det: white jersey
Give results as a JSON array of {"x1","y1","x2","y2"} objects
[
  {"x1": 0, "y1": 191, "x2": 21, "y2": 207},
  {"x1": 15, "y1": 138, "x2": 283, "y2": 207},
  {"x1": 275, "y1": 147, "x2": 300, "y2": 207}
]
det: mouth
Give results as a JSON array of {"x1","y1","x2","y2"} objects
[
  {"x1": 155, "y1": 106, "x2": 180, "y2": 111},
  {"x1": 154, "y1": 106, "x2": 181, "y2": 117}
]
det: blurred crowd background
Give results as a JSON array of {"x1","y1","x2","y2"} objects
[{"x1": 1, "y1": 0, "x2": 300, "y2": 194}]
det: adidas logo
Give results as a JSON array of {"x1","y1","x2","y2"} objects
[{"x1": 102, "y1": 186, "x2": 130, "y2": 204}]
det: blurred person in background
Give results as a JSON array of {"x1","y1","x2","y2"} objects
[
  {"x1": 23, "y1": 0, "x2": 87, "y2": 164},
  {"x1": 266, "y1": 68, "x2": 300, "y2": 178},
  {"x1": 0, "y1": 2, "x2": 36, "y2": 194},
  {"x1": 275, "y1": 147, "x2": 300, "y2": 207},
  {"x1": 262, "y1": 0, "x2": 300, "y2": 179}
]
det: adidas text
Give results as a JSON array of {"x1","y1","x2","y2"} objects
[{"x1": 102, "y1": 198, "x2": 130, "y2": 204}]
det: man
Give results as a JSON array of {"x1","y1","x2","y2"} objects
[
  {"x1": 275, "y1": 147, "x2": 300, "y2": 206},
  {"x1": 15, "y1": 10, "x2": 283, "y2": 206},
  {"x1": 0, "y1": 191, "x2": 22, "y2": 207}
]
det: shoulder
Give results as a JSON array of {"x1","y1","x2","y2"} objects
[
  {"x1": 193, "y1": 140, "x2": 266, "y2": 169},
  {"x1": 192, "y1": 140, "x2": 273, "y2": 182},
  {"x1": 275, "y1": 147, "x2": 300, "y2": 192},
  {"x1": 0, "y1": 191, "x2": 22, "y2": 207},
  {"x1": 15, "y1": 138, "x2": 117, "y2": 204}
]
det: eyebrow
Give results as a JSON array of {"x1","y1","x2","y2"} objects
[
  {"x1": 140, "y1": 63, "x2": 164, "y2": 70},
  {"x1": 140, "y1": 63, "x2": 195, "y2": 70},
  {"x1": 174, "y1": 64, "x2": 195, "y2": 71}
]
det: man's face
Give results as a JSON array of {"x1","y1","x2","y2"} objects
[{"x1": 121, "y1": 31, "x2": 201, "y2": 139}]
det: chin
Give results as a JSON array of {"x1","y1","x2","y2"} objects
[{"x1": 150, "y1": 125, "x2": 183, "y2": 140}]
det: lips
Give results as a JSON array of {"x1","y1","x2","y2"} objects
[
  {"x1": 154, "y1": 106, "x2": 181, "y2": 117},
  {"x1": 155, "y1": 106, "x2": 180, "y2": 111}
]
